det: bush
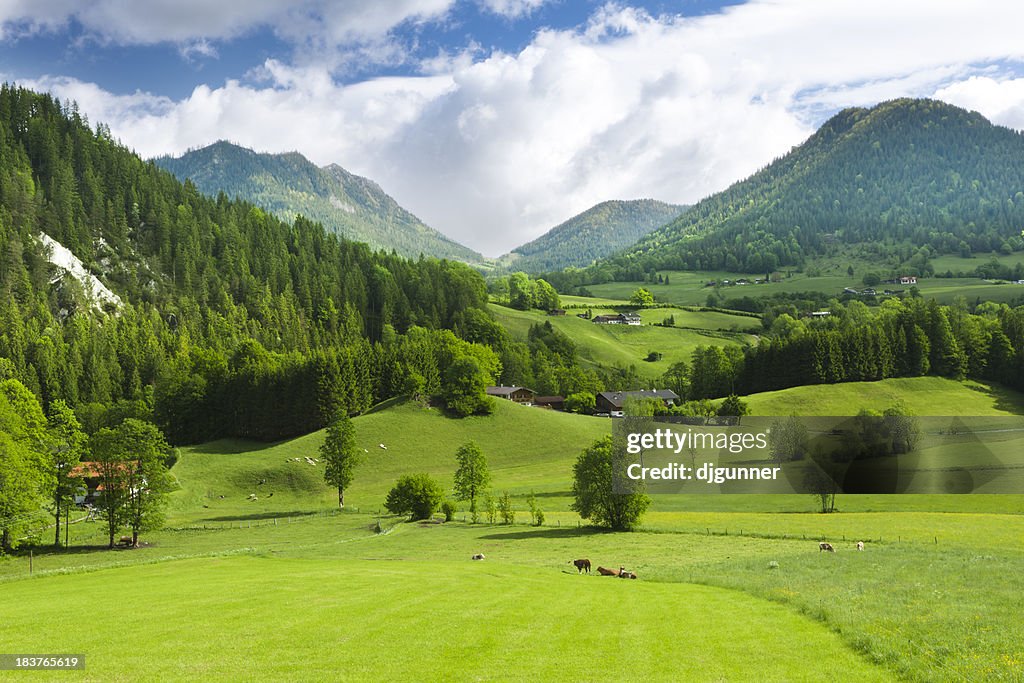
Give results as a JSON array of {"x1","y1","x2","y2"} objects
[
  {"x1": 527, "y1": 491, "x2": 544, "y2": 526},
  {"x1": 441, "y1": 500, "x2": 456, "y2": 522},
  {"x1": 564, "y1": 392, "x2": 595, "y2": 415},
  {"x1": 385, "y1": 474, "x2": 446, "y2": 520},
  {"x1": 484, "y1": 494, "x2": 497, "y2": 524},
  {"x1": 497, "y1": 491, "x2": 515, "y2": 525}
]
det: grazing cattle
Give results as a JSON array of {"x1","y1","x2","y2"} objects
[
  {"x1": 117, "y1": 535, "x2": 133, "y2": 547},
  {"x1": 619, "y1": 570, "x2": 637, "y2": 580},
  {"x1": 819, "y1": 542, "x2": 835, "y2": 553},
  {"x1": 379, "y1": 443, "x2": 388, "y2": 450},
  {"x1": 856, "y1": 541, "x2": 865, "y2": 551},
  {"x1": 596, "y1": 566, "x2": 621, "y2": 576},
  {"x1": 472, "y1": 553, "x2": 485, "y2": 561},
  {"x1": 570, "y1": 559, "x2": 591, "y2": 574}
]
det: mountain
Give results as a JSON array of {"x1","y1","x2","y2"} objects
[
  {"x1": 0, "y1": 86, "x2": 496, "y2": 444},
  {"x1": 597, "y1": 99, "x2": 1024, "y2": 277},
  {"x1": 154, "y1": 141, "x2": 483, "y2": 263},
  {"x1": 498, "y1": 199, "x2": 687, "y2": 273}
]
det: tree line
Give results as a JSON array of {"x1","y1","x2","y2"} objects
[{"x1": 662, "y1": 297, "x2": 1024, "y2": 400}]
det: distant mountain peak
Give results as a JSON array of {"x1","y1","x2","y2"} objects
[
  {"x1": 497, "y1": 198, "x2": 687, "y2": 273},
  {"x1": 602, "y1": 97, "x2": 1024, "y2": 275},
  {"x1": 155, "y1": 143, "x2": 483, "y2": 263}
]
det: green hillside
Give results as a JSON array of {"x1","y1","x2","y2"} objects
[
  {"x1": 490, "y1": 304, "x2": 756, "y2": 380},
  {"x1": 156, "y1": 141, "x2": 483, "y2": 262},
  {"x1": 575, "y1": 99, "x2": 1024, "y2": 280},
  {"x1": 742, "y1": 376, "x2": 1024, "y2": 416},
  {"x1": 171, "y1": 398, "x2": 609, "y2": 518},
  {"x1": 586, "y1": 269, "x2": 1024, "y2": 307},
  {"x1": 498, "y1": 199, "x2": 686, "y2": 273}
]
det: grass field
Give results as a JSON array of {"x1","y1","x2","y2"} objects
[
  {"x1": 4, "y1": 381, "x2": 1024, "y2": 681},
  {"x1": 0, "y1": 552, "x2": 894, "y2": 682},
  {"x1": 743, "y1": 376, "x2": 1024, "y2": 417},
  {"x1": 490, "y1": 303, "x2": 755, "y2": 379},
  {"x1": 585, "y1": 270, "x2": 1024, "y2": 306}
]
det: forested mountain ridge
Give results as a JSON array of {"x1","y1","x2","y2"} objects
[
  {"x1": 498, "y1": 199, "x2": 686, "y2": 273},
  {"x1": 591, "y1": 99, "x2": 1024, "y2": 279},
  {"x1": 155, "y1": 141, "x2": 483, "y2": 263},
  {"x1": 0, "y1": 86, "x2": 507, "y2": 444}
]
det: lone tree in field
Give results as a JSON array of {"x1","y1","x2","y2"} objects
[
  {"x1": 630, "y1": 287, "x2": 655, "y2": 306},
  {"x1": 385, "y1": 473, "x2": 445, "y2": 520},
  {"x1": 453, "y1": 441, "x2": 490, "y2": 523},
  {"x1": 320, "y1": 415, "x2": 361, "y2": 509},
  {"x1": 571, "y1": 435, "x2": 650, "y2": 531}
]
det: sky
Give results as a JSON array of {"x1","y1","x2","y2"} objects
[{"x1": 2, "y1": 1, "x2": 1024, "y2": 257}]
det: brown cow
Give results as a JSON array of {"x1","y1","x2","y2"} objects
[
  {"x1": 819, "y1": 542, "x2": 835, "y2": 553},
  {"x1": 570, "y1": 559, "x2": 591, "y2": 574},
  {"x1": 596, "y1": 566, "x2": 621, "y2": 576}
]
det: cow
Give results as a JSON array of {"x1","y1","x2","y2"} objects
[
  {"x1": 856, "y1": 541, "x2": 865, "y2": 551},
  {"x1": 819, "y1": 542, "x2": 835, "y2": 552},
  {"x1": 471, "y1": 553, "x2": 485, "y2": 561},
  {"x1": 570, "y1": 559, "x2": 591, "y2": 574},
  {"x1": 596, "y1": 566, "x2": 621, "y2": 576},
  {"x1": 619, "y1": 570, "x2": 638, "y2": 579}
]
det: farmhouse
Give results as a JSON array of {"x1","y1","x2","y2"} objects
[
  {"x1": 899, "y1": 276, "x2": 917, "y2": 285},
  {"x1": 534, "y1": 395, "x2": 565, "y2": 411},
  {"x1": 547, "y1": 309, "x2": 566, "y2": 316},
  {"x1": 596, "y1": 389, "x2": 679, "y2": 416},
  {"x1": 68, "y1": 461, "x2": 138, "y2": 505},
  {"x1": 485, "y1": 385, "x2": 536, "y2": 404},
  {"x1": 592, "y1": 312, "x2": 642, "y2": 325}
]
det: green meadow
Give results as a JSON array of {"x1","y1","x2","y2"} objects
[
  {"x1": 585, "y1": 270, "x2": 1024, "y2": 306},
  {"x1": 4, "y1": 381, "x2": 1024, "y2": 681},
  {"x1": 490, "y1": 303, "x2": 756, "y2": 379}
]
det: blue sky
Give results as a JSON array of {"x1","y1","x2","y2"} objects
[{"x1": 2, "y1": 1, "x2": 1024, "y2": 255}]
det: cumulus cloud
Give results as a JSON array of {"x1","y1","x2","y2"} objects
[
  {"x1": 934, "y1": 76, "x2": 1024, "y2": 131},
  {"x1": 0, "y1": 0, "x2": 456, "y2": 72},
  {"x1": 9, "y1": 1, "x2": 1024, "y2": 256}
]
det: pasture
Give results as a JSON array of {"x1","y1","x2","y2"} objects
[
  {"x1": 490, "y1": 304, "x2": 755, "y2": 379},
  {"x1": 584, "y1": 270, "x2": 1024, "y2": 306},
  {"x1": 3, "y1": 386, "x2": 1024, "y2": 681}
]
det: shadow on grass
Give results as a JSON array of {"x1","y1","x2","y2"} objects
[
  {"x1": 184, "y1": 439, "x2": 282, "y2": 455},
  {"x1": 12, "y1": 543, "x2": 122, "y2": 557},
  {"x1": 964, "y1": 381, "x2": 1024, "y2": 416},
  {"x1": 478, "y1": 527, "x2": 607, "y2": 541},
  {"x1": 199, "y1": 510, "x2": 320, "y2": 522},
  {"x1": 523, "y1": 490, "x2": 573, "y2": 500}
]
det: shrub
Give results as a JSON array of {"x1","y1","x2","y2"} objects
[
  {"x1": 385, "y1": 473, "x2": 446, "y2": 520},
  {"x1": 484, "y1": 494, "x2": 497, "y2": 524},
  {"x1": 527, "y1": 491, "x2": 544, "y2": 526},
  {"x1": 497, "y1": 491, "x2": 515, "y2": 525},
  {"x1": 441, "y1": 500, "x2": 456, "y2": 522}
]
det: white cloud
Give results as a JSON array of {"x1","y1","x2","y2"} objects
[
  {"x1": 0, "y1": 0, "x2": 456, "y2": 72},
  {"x1": 477, "y1": 0, "x2": 548, "y2": 19},
  {"x1": 933, "y1": 76, "x2": 1024, "y2": 131},
  {"x1": 11, "y1": 1, "x2": 1024, "y2": 256}
]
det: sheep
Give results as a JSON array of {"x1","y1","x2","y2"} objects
[{"x1": 856, "y1": 541, "x2": 865, "y2": 551}]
